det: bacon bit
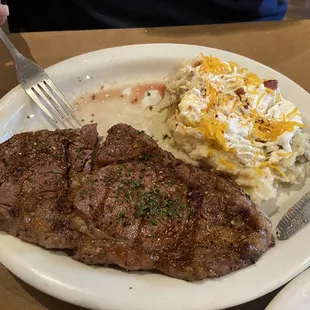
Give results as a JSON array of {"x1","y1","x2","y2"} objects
[
  {"x1": 200, "y1": 87, "x2": 206, "y2": 96},
  {"x1": 215, "y1": 114, "x2": 218, "y2": 118},
  {"x1": 235, "y1": 87, "x2": 245, "y2": 97},
  {"x1": 243, "y1": 105, "x2": 249, "y2": 110},
  {"x1": 91, "y1": 94, "x2": 96, "y2": 100},
  {"x1": 131, "y1": 98, "x2": 138, "y2": 104},
  {"x1": 193, "y1": 60, "x2": 202, "y2": 67},
  {"x1": 188, "y1": 105, "x2": 193, "y2": 111},
  {"x1": 264, "y1": 80, "x2": 278, "y2": 91},
  {"x1": 235, "y1": 88, "x2": 246, "y2": 103}
]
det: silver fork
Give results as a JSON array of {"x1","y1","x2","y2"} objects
[{"x1": 0, "y1": 28, "x2": 74, "y2": 123}]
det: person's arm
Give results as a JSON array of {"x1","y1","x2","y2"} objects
[
  {"x1": 0, "y1": 4, "x2": 9, "y2": 26},
  {"x1": 210, "y1": 0, "x2": 287, "y2": 20}
]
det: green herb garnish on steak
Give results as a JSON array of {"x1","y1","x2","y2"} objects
[{"x1": 135, "y1": 189, "x2": 184, "y2": 220}]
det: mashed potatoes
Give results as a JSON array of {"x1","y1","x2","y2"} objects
[{"x1": 166, "y1": 55, "x2": 310, "y2": 204}]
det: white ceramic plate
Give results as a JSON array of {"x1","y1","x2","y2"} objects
[
  {"x1": 0, "y1": 44, "x2": 309, "y2": 310},
  {"x1": 266, "y1": 269, "x2": 310, "y2": 310}
]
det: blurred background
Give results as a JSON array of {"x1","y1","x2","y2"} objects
[
  {"x1": 2, "y1": 0, "x2": 310, "y2": 33},
  {"x1": 287, "y1": 0, "x2": 310, "y2": 19}
]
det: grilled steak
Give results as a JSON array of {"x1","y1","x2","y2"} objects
[
  {"x1": 0, "y1": 123, "x2": 273, "y2": 281},
  {"x1": 0, "y1": 124, "x2": 98, "y2": 248}
]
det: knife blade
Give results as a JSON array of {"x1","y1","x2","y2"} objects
[{"x1": 276, "y1": 192, "x2": 310, "y2": 240}]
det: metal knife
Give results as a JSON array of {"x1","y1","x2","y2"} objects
[{"x1": 276, "y1": 192, "x2": 310, "y2": 240}]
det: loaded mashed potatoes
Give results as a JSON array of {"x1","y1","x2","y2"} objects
[{"x1": 166, "y1": 55, "x2": 310, "y2": 204}]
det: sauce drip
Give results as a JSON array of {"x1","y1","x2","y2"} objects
[{"x1": 76, "y1": 82, "x2": 166, "y2": 107}]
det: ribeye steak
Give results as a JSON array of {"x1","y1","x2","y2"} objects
[{"x1": 0, "y1": 123, "x2": 273, "y2": 281}]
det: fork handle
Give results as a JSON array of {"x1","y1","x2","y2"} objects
[{"x1": 0, "y1": 28, "x2": 24, "y2": 62}]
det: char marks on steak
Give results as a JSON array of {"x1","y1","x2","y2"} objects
[
  {"x1": 0, "y1": 124, "x2": 98, "y2": 248},
  {"x1": 0, "y1": 123, "x2": 273, "y2": 281}
]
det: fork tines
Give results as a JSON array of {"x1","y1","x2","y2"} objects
[{"x1": 26, "y1": 78, "x2": 74, "y2": 124}]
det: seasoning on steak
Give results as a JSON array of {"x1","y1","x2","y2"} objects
[
  {"x1": 0, "y1": 124, "x2": 98, "y2": 248},
  {"x1": 0, "y1": 123, "x2": 273, "y2": 281}
]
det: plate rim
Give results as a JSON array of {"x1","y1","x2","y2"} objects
[
  {"x1": 266, "y1": 268, "x2": 310, "y2": 310},
  {"x1": 0, "y1": 43, "x2": 310, "y2": 310}
]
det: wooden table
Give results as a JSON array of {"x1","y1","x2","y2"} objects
[{"x1": 0, "y1": 20, "x2": 310, "y2": 310}]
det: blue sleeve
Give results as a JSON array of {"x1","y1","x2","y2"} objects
[
  {"x1": 211, "y1": 0, "x2": 288, "y2": 20},
  {"x1": 259, "y1": 0, "x2": 288, "y2": 20}
]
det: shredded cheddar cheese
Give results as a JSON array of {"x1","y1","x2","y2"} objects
[
  {"x1": 256, "y1": 92, "x2": 266, "y2": 106},
  {"x1": 253, "y1": 118, "x2": 305, "y2": 142},
  {"x1": 276, "y1": 151, "x2": 292, "y2": 157},
  {"x1": 265, "y1": 88, "x2": 275, "y2": 96},
  {"x1": 228, "y1": 61, "x2": 238, "y2": 72},
  {"x1": 247, "y1": 89, "x2": 259, "y2": 95},
  {"x1": 254, "y1": 153, "x2": 260, "y2": 160},
  {"x1": 260, "y1": 162, "x2": 288, "y2": 180},
  {"x1": 287, "y1": 107, "x2": 300, "y2": 119},
  {"x1": 200, "y1": 55, "x2": 231, "y2": 75},
  {"x1": 244, "y1": 73, "x2": 262, "y2": 88},
  {"x1": 219, "y1": 158, "x2": 237, "y2": 170},
  {"x1": 199, "y1": 115, "x2": 228, "y2": 151},
  {"x1": 206, "y1": 79, "x2": 217, "y2": 104},
  {"x1": 232, "y1": 99, "x2": 239, "y2": 110}
]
